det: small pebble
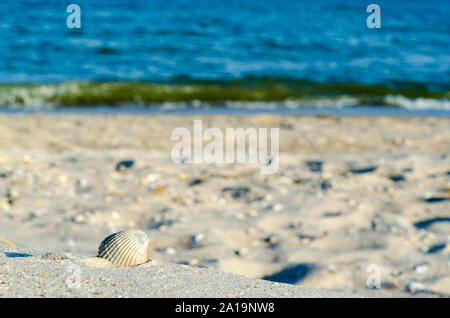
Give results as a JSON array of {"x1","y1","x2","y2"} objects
[
  {"x1": 273, "y1": 204, "x2": 283, "y2": 212},
  {"x1": 414, "y1": 264, "x2": 429, "y2": 275},
  {"x1": 193, "y1": 233, "x2": 204, "y2": 245},
  {"x1": 234, "y1": 248, "x2": 249, "y2": 257},
  {"x1": 189, "y1": 258, "x2": 199, "y2": 266},
  {"x1": 390, "y1": 270, "x2": 402, "y2": 277},
  {"x1": 115, "y1": 160, "x2": 135, "y2": 171},
  {"x1": 154, "y1": 187, "x2": 165, "y2": 195},
  {"x1": 166, "y1": 247, "x2": 176, "y2": 255},
  {"x1": 264, "y1": 235, "x2": 278, "y2": 245},
  {"x1": 406, "y1": 281, "x2": 426, "y2": 294}
]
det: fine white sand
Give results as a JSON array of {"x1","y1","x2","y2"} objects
[
  {"x1": 0, "y1": 114, "x2": 448, "y2": 297},
  {"x1": 0, "y1": 246, "x2": 352, "y2": 297}
]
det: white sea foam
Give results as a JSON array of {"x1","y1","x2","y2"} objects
[{"x1": 384, "y1": 95, "x2": 450, "y2": 111}]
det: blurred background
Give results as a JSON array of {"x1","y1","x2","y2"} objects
[{"x1": 0, "y1": 0, "x2": 448, "y2": 113}]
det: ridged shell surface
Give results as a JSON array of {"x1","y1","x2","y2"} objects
[{"x1": 97, "y1": 230, "x2": 150, "y2": 266}]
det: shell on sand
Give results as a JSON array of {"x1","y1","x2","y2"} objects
[{"x1": 97, "y1": 230, "x2": 150, "y2": 266}]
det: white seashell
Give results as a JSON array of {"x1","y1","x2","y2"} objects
[{"x1": 97, "y1": 230, "x2": 150, "y2": 266}]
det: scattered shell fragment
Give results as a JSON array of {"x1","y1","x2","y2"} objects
[
  {"x1": 165, "y1": 247, "x2": 177, "y2": 255},
  {"x1": 154, "y1": 186, "x2": 165, "y2": 195},
  {"x1": 97, "y1": 230, "x2": 150, "y2": 266},
  {"x1": 140, "y1": 173, "x2": 160, "y2": 186},
  {"x1": 413, "y1": 264, "x2": 429, "y2": 275}
]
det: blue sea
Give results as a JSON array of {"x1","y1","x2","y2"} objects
[{"x1": 0, "y1": 0, "x2": 448, "y2": 114}]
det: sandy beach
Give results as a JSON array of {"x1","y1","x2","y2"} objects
[
  {"x1": 0, "y1": 113, "x2": 449, "y2": 297},
  {"x1": 0, "y1": 246, "x2": 352, "y2": 298}
]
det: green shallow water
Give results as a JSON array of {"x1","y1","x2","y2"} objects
[{"x1": 0, "y1": 78, "x2": 448, "y2": 109}]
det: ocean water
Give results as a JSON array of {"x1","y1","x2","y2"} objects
[{"x1": 0, "y1": 0, "x2": 448, "y2": 113}]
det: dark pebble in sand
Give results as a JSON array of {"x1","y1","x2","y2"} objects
[
  {"x1": 222, "y1": 187, "x2": 251, "y2": 199},
  {"x1": 320, "y1": 181, "x2": 332, "y2": 191},
  {"x1": 423, "y1": 197, "x2": 449, "y2": 203},
  {"x1": 280, "y1": 122, "x2": 293, "y2": 130},
  {"x1": 115, "y1": 160, "x2": 135, "y2": 171},
  {"x1": 298, "y1": 234, "x2": 316, "y2": 241},
  {"x1": 263, "y1": 235, "x2": 279, "y2": 246},
  {"x1": 293, "y1": 178, "x2": 312, "y2": 185},
  {"x1": 306, "y1": 161, "x2": 323, "y2": 173},
  {"x1": 427, "y1": 243, "x2": 446, "y2": 254},
  {"x1": 389, "y1": 175, "x2": 406, "y2": 182},
  {"x1": 350, "y1": 166, "x2": 378, "y2": 174},
  {"x1": 323, "y1": 211, "x2": 342, "y2": 217},
  {"x1": 381, "y1": 281, "x2": 398, "y2": 290},
  {"x1": 263, "y1": 263, "x2": 313, "y2": 284},
  {"x1": 266, "y1": 156, "x2": 274, "y2": 165},
  {"x1": 413, "y1": 217, "x2": 450, "y2": 230},
  {"x1": 189, "y1": 178, "x2": 204, "y2": 186}
]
